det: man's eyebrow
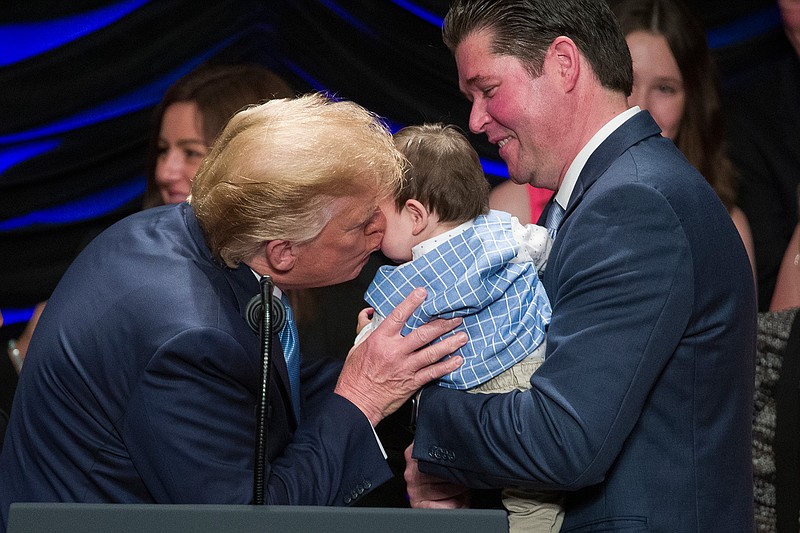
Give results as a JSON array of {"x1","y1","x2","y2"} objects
[
  {"x1": 347, "y1": 205, "x2": 377, "y2": 229},
  {"x1": 362, "y1": 205, "x2": 379, "y2": 223},
  {"x1": 465, "y1": 74, "x2": 488, "y2": 86},
  {"x1": 458, "y1": 74, "x2": 486, "y2": 102},
  {"x1": 461, "y1": 74, "x2": 489, "y2": 98}
]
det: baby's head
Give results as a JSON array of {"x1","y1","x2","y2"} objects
[{"x1": 380, "y1": 123, "x2": 490, "y2": 262}]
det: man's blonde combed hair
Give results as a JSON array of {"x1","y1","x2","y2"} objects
[{"x1": 191, "y1": 93, "x2": 404, "y2": 268}]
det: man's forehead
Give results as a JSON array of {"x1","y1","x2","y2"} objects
[
  {"x1": 331, "y1": 193, "x2": 378, "y2": 226},
  {"x1": 455, "y1": 32, "x2": 497, "y2": 80}
]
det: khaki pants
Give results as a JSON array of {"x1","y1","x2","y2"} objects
[{"x1": 470, "y1": 343, "x2": 564, "y2": 533}]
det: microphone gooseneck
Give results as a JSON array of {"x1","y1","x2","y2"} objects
[{"x1": 252, "y1": 275, "x2": 274, "y2": 505}]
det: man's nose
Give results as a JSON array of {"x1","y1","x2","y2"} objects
[
  {"x1": 468, "y1": 101, "x2": 490, "y2": 134},
  {"x1": 370, "y1": 210, "x2": 387, "y2": 234}
]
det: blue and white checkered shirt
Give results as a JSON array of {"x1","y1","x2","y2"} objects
[{"x1": 364, "y1": 210, "x2": 552, "y2": 389}]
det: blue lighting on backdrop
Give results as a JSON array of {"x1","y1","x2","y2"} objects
[
  {"x1": 1, "y1": 308, "x2": 35, "y2": 327},
  {"x1": 0, "y1": 140, "x2": 61, "y2": 175},
  {"x1": 319, "y1": 0, "x2": 378, "y2": 38},
  {"x1": 0, "y1": 0, "x2": 150, "y2": 67},
  {"x1": 0, "y1": 81, "x2": 168, "y2": 147},
  {"x1": 707, "y1": 5, "x2": 781, "y2": 49},
  {"x1": 0, "y1": 38, "x2": 238, "y2": 148},
  {"x1": 0, "y1": 176, "x2": 145, "y2": 232},
  {"x1": 480, "y1": 159, "x2": 509, "y2": 179},
  {"x1": 280, "y1": 59, "x2": 328, "y2": 93},
  {"x1": 390, "y1": 0, "x2": 444, "y2": 27},
  {"x1": 0, "y1": 0, "x2": 783, "y2": 326}
]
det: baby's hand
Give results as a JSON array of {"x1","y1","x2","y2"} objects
[{"x1": 356, "y1": 307, "x2": 374, "y2": 334}]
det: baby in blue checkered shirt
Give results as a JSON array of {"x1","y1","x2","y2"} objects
[{"x1": 354, "y1": 123, "x2": 564, "y2": 533}]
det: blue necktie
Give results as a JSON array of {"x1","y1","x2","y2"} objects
[
  {"x1": 545, "y1": 201, "x2": 565, "y2": 237},
  {"x1": 278, "y1": 293, "x2": 301, "y2": 420}
]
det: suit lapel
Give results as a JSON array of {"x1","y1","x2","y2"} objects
[
  {"x1": 228, "y1": 269, "x2": 294, "y2": 418},
  {"x1": 542, "y1": 111, "x2": 661, "y2": 290},
  {"x1": 226, "y1": 261, "x2": 295, "y2": 424},
  {"x1": 183, "y1": 203, "x2": 295, "y2": 421},
  {"x1": 564, "y1": 111, "x2": 662, "y2": 220}
]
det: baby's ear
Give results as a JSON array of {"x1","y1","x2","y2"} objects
[{"x1": 405, "y1": 199, "x2": 430, "y2": 235}]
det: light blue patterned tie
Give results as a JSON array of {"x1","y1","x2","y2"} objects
[
  {"x1": 278, "y1": 293, "x2": 301, "y2": 420},
  {"x1": 545, "y1": 201, "x2": 565, "y2": 237}
]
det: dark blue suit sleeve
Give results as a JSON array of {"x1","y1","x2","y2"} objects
[
  {"x1": 413, "y1": 183, "x2": 691, "y2": 490},
  {"x1": 123, "y1": 327, "x2": 390, "y2": 505},
  {"x1": 299, "y1": 354, "x2": 343, "y2": 414}
]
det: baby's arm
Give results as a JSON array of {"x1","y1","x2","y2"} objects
[
  {"x1": 353, "y1": 307, "x2": 386, "y2": 347},
  {"x1": 356, "y1": 307, "x2": 374, "y2": 334}
]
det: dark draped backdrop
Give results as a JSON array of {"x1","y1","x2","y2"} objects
[{"x1": 0, "y1": 0, "x2": 786, "y2": 411}]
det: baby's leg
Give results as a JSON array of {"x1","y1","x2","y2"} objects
[{"x1": 467, "y1": 342, "x2": 564, "y2": 532}]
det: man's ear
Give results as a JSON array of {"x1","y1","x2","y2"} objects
[
  {"x1": 550, "y1": 36, "x2": 580, "y2": 92},
  {"x1": 404, "y1": 199, "x2": 430, "y2": 236},
  {"x1": 265, "y1": 239, "x2": 296, "y2": 273}
]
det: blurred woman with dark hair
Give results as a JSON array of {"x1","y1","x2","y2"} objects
[
  {"x1": 143, "y1": 63, "x2": 294, "y2": 208},
  {"x1": 612, "y1": 0, "x2": 756, "y2": 278}
]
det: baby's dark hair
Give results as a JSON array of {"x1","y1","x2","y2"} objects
[{"x1": 392, "y1": 123, "x2": 489, "y2": 224}]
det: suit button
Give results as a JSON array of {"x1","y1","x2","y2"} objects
[
  {"x1": 357, "y1": 485, "x2": 365, "y2": 494},
  {"x1": 448, "y1": 451, "x2": 455, "y2": 462},
  {"x1": 344, "y1": 495, "x2": 352, "y2": 504},
  {"x1": 351, "y1": 490, "x2": 359, "y2": 499},
  {"x1": 364, "y1": 480, "x2": 372, "y2": 489},
  {"x1": 428, "y1": 446, "x2": 436, "y2": 458}
]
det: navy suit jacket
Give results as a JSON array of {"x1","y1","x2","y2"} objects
[
  {"x1": 413, "y1": 112, "x2": 757, "y2": 532},
  {"x1": 0, "y1": 204, "x2": 390, "y2": 532}
]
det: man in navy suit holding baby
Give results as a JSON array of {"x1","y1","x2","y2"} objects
[{"x1": 406, "y1": 1, "x2": 757, "y2": 532}]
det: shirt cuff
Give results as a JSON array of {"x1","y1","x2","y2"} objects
[{"x1": 370, "y1": 421, "x2": 388, "y2": 460}]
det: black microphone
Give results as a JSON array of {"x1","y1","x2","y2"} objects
[
  {"x1": 252, "y1": 276, "x2": 278, "y2": 506},
  {"x1": 245, "y1": 292, "x2": 287, "y2": 335}
]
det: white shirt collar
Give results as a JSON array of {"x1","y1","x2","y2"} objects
[
  {"x1": 553, "y1": 106, "x2": 641, "y2": 209},
  {"x1": 250, "y1": 268, "x2": 283, "y2": 299},
  {"x1": 411, "y1": 219, "x2": 475, "y2": 261}
]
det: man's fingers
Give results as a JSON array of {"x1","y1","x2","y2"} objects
[
  {"x1": 405, "y1": 328, "x2": 466, "y2": 387},
  {"x1": 404, "y1": 443, "x2": 471, "y2": 509},
  {"x1": 413, "y1": 355, "x2": 463, "y2": 387},
  {"x1": 423, "y1": 330, "x2": 467, "y2": 362},
  {"x1": 409, "y1": 333, "x2": 466, "y2": 386},
  {"x1": 384, "y1": 287, "x2": 428, "y2": 333},
  {"x1": 416, "y1": 499, "x2": 467, "y2": 509},
  {"x1": 380, "y1": 288, "x2": 466, "y2": 351},
  {"x1": 408, "y1": 329, "x2": 467, "y2": 368},
  {"x1": 409, "y1": 316, "x2": 463, "y2": 348},
  {"x1": 339, "y1": 287, "x2": 469, "y2": 424}
]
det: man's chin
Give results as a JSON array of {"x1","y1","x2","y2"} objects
[
  {"x1": 338, "y1": 261, "x2": 369, "y2": 285},
  {"x1": 501, "y1": 162, "x2": 524, "y2": 185},
  {"x1": 507, "y1": 168, "x2": 551, "y2": 189},
  {"x1": 506, "y1": 172, "x2": 533, "y2": 186}
]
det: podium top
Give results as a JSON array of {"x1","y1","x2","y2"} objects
[{"x1": 7, "y1": 503, "x2": 508, "y2": 533}]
